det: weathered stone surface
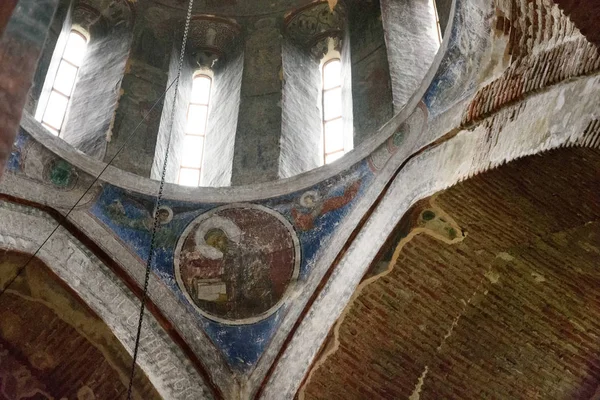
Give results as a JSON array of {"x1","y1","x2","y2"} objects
[
  {"x1": 203, "y1": 51, "x2": 244, "y2": 187},
  {"x1": 381, "y1": 0, "x2": 440, "y2": 111},
  {"x1": 232, "y1": 18, "x2": 284, "y2": 185},
  {"x1": 4, "y1": 0, "x2": 600, "y2": 399},
  {"x1": 152, "y1": 47, "x2": 194, "y2": 183},
  {"x1": 280, "y1": 39, "x2": 322, "y2": 179},
  {"x1": 27, "y1": 0, "x2": 71, "y2": 115},
  {"x1": 348, "y1": 0, "x2": 394, "y2": 145},
  {"x1": 303, "y1": 146, "x2": 600, "y2": 399},
  {"x1": 63, "y1": 25, "x2": 132, "y2": 159}
]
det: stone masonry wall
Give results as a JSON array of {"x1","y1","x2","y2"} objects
[{"x1": 231, "y1": 17, "x2": 284, "y2": 185}]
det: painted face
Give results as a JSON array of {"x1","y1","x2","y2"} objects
[
  {"x1": 157, "y1": 209, "x2": 170, "y2": 222},
  {"x1": 204, "y1": 228, "x2": 229, "y2": 253}
]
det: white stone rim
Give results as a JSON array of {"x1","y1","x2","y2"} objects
[{"x1": 174, "y1": 203, "x2": 301, "y2": 326}]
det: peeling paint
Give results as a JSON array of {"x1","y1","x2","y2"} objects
[{"x1": 409, "y1": 365, "x2": 429, "y2": 400}]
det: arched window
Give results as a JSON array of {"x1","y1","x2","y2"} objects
[
  {"x1": 322, "y1": 58, "x2": 345, "y2": 164},
  {"x1": 39, "y1": 30, "x2": 88, "y2": 136},
  {"x1": 179, "y1": 74, "x2": 212, "y2": 186}
]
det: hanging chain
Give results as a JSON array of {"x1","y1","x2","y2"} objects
[{"x1": 126, "y1": 0, "x2": 195, "y2": 398}]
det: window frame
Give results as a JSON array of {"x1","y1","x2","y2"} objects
[
  {"x1": 40, "y1": 29, "x2": 88, "y2": 136},
  {"x1": 178, "y1": 72, "x2": 213, "y2": 187},
  {"x1": 432, "y1": 0, "x2": 442, "y2": 44},
  {"x1": 321, "y1": 58, "x2": 345, "y2": 165}
]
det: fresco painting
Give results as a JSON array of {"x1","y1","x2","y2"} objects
[
  {"x1": 84, "y1": 161, "x2": 371, "y2": 372},
  {"x1": 7, "y1": 130, "x2": 29, "y2": 173},
  {"x1": 175, "y1": 204, "x2": 300, "y2": 324},
  {"x1": 7, "y1": 104, "x2": 377, "y2": 373}
]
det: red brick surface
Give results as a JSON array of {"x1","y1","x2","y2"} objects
[
  {"x1": 554, "y1": 0, "x2": 600, "y2": 48},
  {"x1": 302, "y1": 147, "x2": 600, "y2": 399},
  {"x1": 0, "y1": 252, "x2": 161, "y2": 399},
  {"x1": 463, "y1": 0, "x2": 600, "y2": 126}
]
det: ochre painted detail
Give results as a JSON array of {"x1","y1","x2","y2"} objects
[
  {"x1": 0, "y1": 251, "x2": 161, "y2": 400},
  {"x1": 302, "y1": 147, "x2": 600, "y2": 399}
]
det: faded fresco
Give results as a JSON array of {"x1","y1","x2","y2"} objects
[
  {"x1": 1, "y1": 0, "x2": 490, "y2": 377},
  {"x1": 175, "y1": 204, "x2": 300, "y2": 324},
  {"x1": 78, "y1": 161, "x2": 371, "y2": 372}
]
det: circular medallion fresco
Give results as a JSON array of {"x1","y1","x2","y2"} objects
[{"x1": 174, "y1": 204, "x2": 300, "y2": 325}]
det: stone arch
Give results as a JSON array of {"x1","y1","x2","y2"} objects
[
  {"x1": 0, "y1": 250, "x2": 160, "y2": 399},
  {"x1": 259, "y1": 65, "x2": 600, "y2": 397},
  {"x1": 0, "y1": 202, "x2": 215, "y2": 399},
  {"x1": 301, "y1": 144, "x2": 600, "y2": 398}
]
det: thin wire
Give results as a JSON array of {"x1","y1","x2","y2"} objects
[
  {"x1": 0, "y1": 77, "x2": 178, "y2": 299},
  {"x1": 125, "y1": 0, "x2": 195, "y2": 397}
]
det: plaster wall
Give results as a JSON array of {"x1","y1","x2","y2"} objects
[
  {"x1": 106, "y1": 58, "x2": 167, "y2": 178},
  {"x1": 27, "y1": 0, "x2": 71, "y2": 114},
  {"x1": 151, "y1": 49, "x2": 194, "y2": 184},
  {"x1": 348, "y1": 0, "x2": 394, "y2": 145},
  {"x1": 30, "y1": 1, "x2": 133, "y2": 161},
  {"x1": 105, "y1": 5, "x2": 173, "y2": 178},
  {"x1": 279, "y1": 39, "x2": 322, "y2": 179},
  {"x1": 61, "y1": 22, "x2": 132, "y2": 159},
  {"x1": 0, "y1": 0, "x2": 60, "y2": 179},
  {"x1": 202, "y1": 51, "x2": 244, "y2": 187},
  {"x1": 231, "y1": 18, "x2": 284, "y2": 185},
  {"x1": 381, "y1": 0, "x2": 441, "y2": 111},
  {"x1": 341, "y1": 29, "x2": 355, "y2": 153}
]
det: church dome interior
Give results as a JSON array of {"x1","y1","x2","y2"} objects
[{"x1": 0, "y1": 0, "x2": 599, "y2": 398}]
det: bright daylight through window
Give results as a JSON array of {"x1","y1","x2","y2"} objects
[
  {"x1": 179, "y1": 74, "x2": 212, "y2": 186},
  {"x1": 322, "y1": 59, "x2": 344, "y2": 165},
  {"x1": 40, "y1": 30, "x2": 87, "y2": 136}
]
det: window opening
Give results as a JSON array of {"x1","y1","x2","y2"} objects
[
  {"x1": 40, "y1": 30, "x2": 88, "y2": 136},
  {"x1": 178, "y1": 74, "x2": 212, "y2": 186},
  {"x1": 322, "y1": 58, "x2": 344, "y2": 165},
  {"x1": 432, "y1": 0, "x2": 442, "y2": 44}
]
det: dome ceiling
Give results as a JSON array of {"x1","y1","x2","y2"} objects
[{"x1": 150, "y1": 0, "x2": 326, "y2": 17}]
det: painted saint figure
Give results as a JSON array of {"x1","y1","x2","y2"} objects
[
  {"x1": 176, "y1": 205, "x2": 299, "y2": 323},
  {"x1": 180, "y1": 214, "x2": 275, "y2": 319}
]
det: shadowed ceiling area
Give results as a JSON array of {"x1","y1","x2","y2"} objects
[
  {"x1": 0, "y1": 251, "x2": 161, "y2": 400},
  {"x1": 302, "y1": 146, "x2": 600, "y2": 400}
]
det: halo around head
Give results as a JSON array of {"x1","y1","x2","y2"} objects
[{"x1": 193, "y1": 215, "x2": 242, "y2": 260}]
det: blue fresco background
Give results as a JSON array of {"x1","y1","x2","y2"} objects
[{"x1": 88, "y1": 161, "x2": 372, "y2": 373}]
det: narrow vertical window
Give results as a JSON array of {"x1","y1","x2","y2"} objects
[
  {"x1": 322, "y1": 59, "x2": 344, "y2": 165},
  {"x1": 179, "y1": 74, "x2": 212, "y2": 186},
  {"x1": 40, "y1": 30, "x2": 88, "y2": 136},
  {"x1": 432, "y1": 0, "x2": 442, "y2": 44}
]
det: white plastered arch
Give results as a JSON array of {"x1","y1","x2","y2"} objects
[{"x1": 0, "y1": 202, "x2": 214, "y2": 400}]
